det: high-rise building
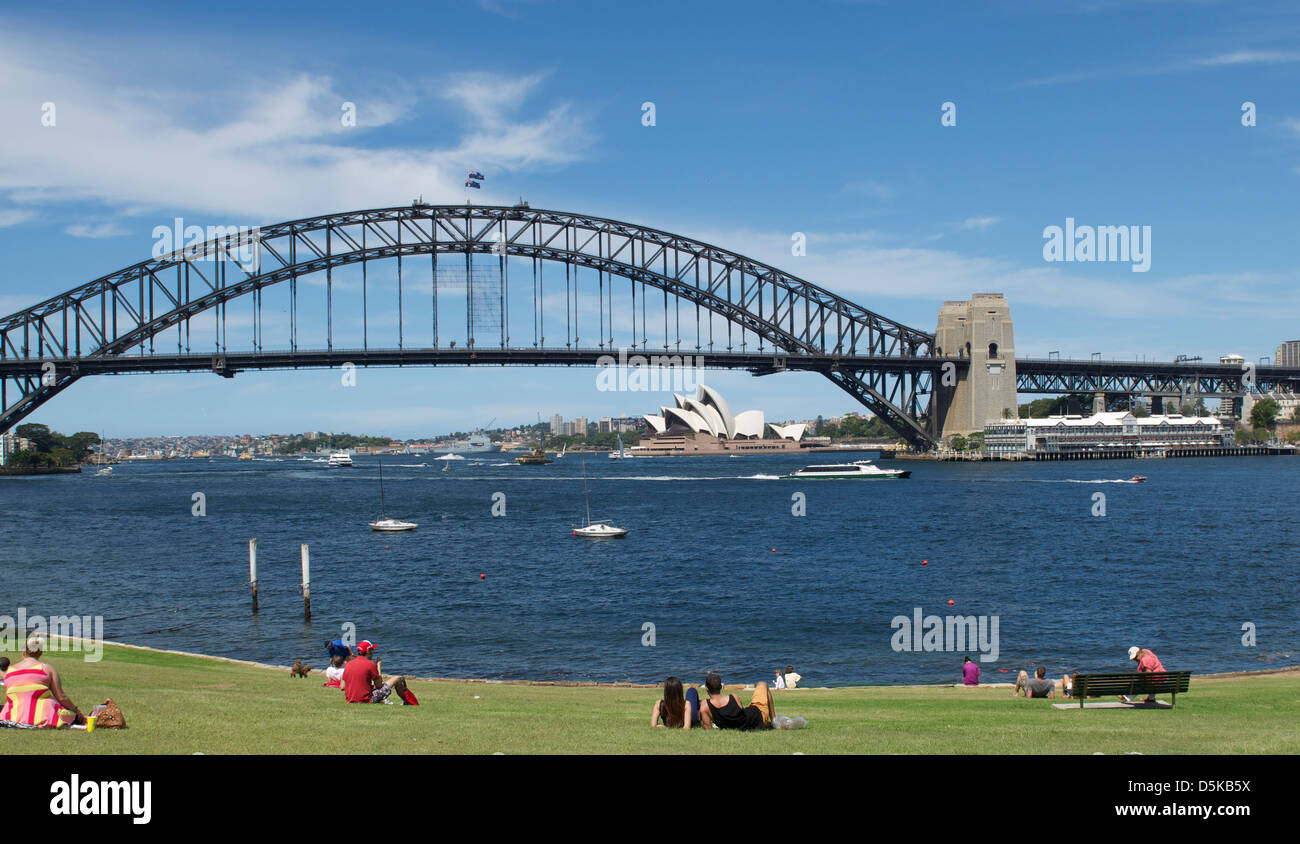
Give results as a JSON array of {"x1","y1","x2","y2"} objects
[
  {"x1": 598, "y1": 417, "x2": 613, "y2": 433},
  {"x1": 574, "y1": 416, "x2": 588, "y2": 436},
  {"x1": 550, "y1": 414, "x2": 563, "y2": 435},
  {"x1": 1276, "y1": 341, "x2": 1300, "y2": 368}
]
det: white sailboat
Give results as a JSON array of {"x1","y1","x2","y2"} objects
[
  {"x1": 556, "y1": 443, "x2": 566, "y2": 459},
  {"x1": 608, "y1": 432, "x2": 634, "y2": 460},
  {"x1": 95, "y1": 433, "x2": 112, "y2": 476},
  {"x1": 369, "y1": 459, "x2": 417, "y2": 531},
  {"x1": 572, "y1": 459, "x2": 627, "y2": 538}
]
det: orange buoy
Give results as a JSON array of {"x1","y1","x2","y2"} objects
[
  {"x1": 921, "y1": 560, "x2": 928, "y2": 566},
  {"x1": 770, "y1": 548, "x2": 776, "y2": 553},
  {"x1": 947, "y1": 599, "x2": 955, "y2": 606},
  {"x1": 480, "y1": 573, "x2": 486, "y2": 580}
]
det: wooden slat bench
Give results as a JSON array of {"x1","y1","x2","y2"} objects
[{"x1": 1071, "y1": 671, "x2": 1192, "y2": 709}]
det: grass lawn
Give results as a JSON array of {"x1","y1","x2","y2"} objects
[{"x1": 3, "y1": 643, "x2": 1297, "y2": 754}]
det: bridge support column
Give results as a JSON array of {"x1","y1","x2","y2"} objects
[
  {"x1": 933, "y1": 293, "x2": 1018, "y2": 441},
  {"x1": 1093, "y1": 392, "x2": 1106, "y2": 415}
]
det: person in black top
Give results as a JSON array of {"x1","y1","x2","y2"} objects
[{"x1": 699, "y1": 672, "x2": 775, "y2": 730}]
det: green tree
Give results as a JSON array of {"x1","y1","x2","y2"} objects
[
  {"x1": 949, "y1": 434, "x2": 968, "y2": 452},
  {"x1": 967, "y1": 431, "x2": 985, "y2": 452},
  {"x1": 1250, "y1": 397, "x2": 1280, "y2": 430},
  {"x1": 1131, "y1": 402, "x2": 1150, "y2": 418},
  {"x1": 15, "y1": 423, "x2": 54, "y2": 452}
]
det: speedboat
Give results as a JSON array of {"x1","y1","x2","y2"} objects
[
  {"x1": 782, "y1": 460, "x2": 910, "y2": 480},
  {"x1": 1129, "y1": 475, "x2": 1147, "y2": 483},
  {"x1": 328, "y1": 452, "x2": 354, "y2": 467}
]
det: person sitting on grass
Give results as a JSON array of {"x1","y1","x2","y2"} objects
[
  {"x1": 1122, "y1": 646, "x2": 1164, "y2": 704},
  {"x1": 0, "y1": 635, "x2": 85, "y2": 728},
  {"x1": 322, "y1": 654, "x2": 346, "y2": 689},
  {"x1": 1019, "y1": 665, "x2": 1055, "y2": 699},
  {"x1": 1013, "y1": 669, "x2": 1029, "y2": 696},
  {"x1": 699, "y1": 672, "x2": 775, "y2": 730},
  {"x1": 325, "y1": 638, "x2": 353, "y2": 661},
  {"x1": 961, "y1": 656, "x2": 980, "y2": 686},
  {"x1": 784, "y1": 665, "x2": 801, "y2": 689},
  {"x1": 340, "y1": 640, "x2": 409, "y2": 704},
  {"x1": 650, "y1": 676, "x2": 697, "y2": 729},
  {"x1": 773, "y1": 668, "x2": 786, "y2": 690}
]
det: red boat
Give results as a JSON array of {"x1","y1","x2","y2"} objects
[{"x1": 1129, "y1": 475, "x2": 1147, "y2": 483}]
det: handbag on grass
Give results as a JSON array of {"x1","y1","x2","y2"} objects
[{"x1": 90, "y1": 699, "x2": 128, "y2": 728}]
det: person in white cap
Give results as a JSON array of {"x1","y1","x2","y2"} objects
[{"x1": 1123, "y1": 646, "x2": 1165, "y2": 704}]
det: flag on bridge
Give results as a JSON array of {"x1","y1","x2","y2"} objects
[
  {"x1": 465, "y1": 179, "x2": 481, "y2": 189},
  {"x1": 468, "y1": 170, "x2": 485, "y2": 181}
]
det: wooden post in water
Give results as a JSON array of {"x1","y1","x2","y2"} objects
[
  {"x1": 300, "y1": 543, "x2": 311, "y2": 621},
  {"x1": 249, "y1": 537, "x2": 259, "y2": 614}
]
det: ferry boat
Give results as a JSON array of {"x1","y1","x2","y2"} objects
[
  {"x1": 782, "y1": 460, "x2": 910, "y2": 480},
  {"x1": 515, "y1": 446, "x2": 553, "y2": 465},
  {"x1": 328, "y1": 452, "x2": 354, "y2": 467}
]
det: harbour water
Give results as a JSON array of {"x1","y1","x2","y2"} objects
[{"x1": 1, "y1": 455, "x2": 1295, "y2": 686}]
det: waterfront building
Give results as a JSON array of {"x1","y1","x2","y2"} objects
[
  {"x1": 636, "y1": 385, "x2": 808, "y2": 455},
  {"x1": 983, "y1": 411, "x2": 1231, "y2": 457}
]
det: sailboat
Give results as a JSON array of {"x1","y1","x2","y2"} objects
[
  {"x1": 572, "y1": 459, "x2": 627, "y2": 538},
  {"x1": 369, "y1": 459, "x2": 417, "y2": 531},
  {"x1": 608, "y1": 432, "x2": 635, "y2": 460},
  {"x1": 95, "y1": 433, "x2": 112, "y2": 476},
  {"x1": 555, "y1": 443, "x2": 566, "y2": 459}
]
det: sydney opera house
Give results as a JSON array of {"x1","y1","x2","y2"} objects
[{"x1": 635, "y1": 384, "x2": 810, "y2": 455}]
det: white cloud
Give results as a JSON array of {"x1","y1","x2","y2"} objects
[
  {"x1": 1191, "y1": 50, "x2": 1300, "y2": 67},
  {"x1": 0, "y1": 37, "x2": 593, "y2": 225},
  {"x1": 960, "y1": 216, "x2": 1001, "y2": 230},
  {"x1": 65, "y1": 220, "x2": 129, "y2": 238},
  {"x1": 841, "y1": 180, "x2": 896, "y2": 201},
  {"x1": 0, "y1": 209, "x2": 35, "y2": 227}
]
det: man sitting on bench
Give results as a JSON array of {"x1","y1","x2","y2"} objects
[{"x1": 1123, "y1": 646, "x2": 1164, "y2": 704}]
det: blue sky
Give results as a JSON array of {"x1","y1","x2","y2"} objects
[{"x1": 2, "y1": 0, "x2": 1299, "y2": 436}]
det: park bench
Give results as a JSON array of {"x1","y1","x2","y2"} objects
[{"x1": 1070, "y1": 671, "x2": 1192, "y2": 709}]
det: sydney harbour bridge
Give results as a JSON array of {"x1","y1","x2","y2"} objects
[{"x1": 2, "y1": 203, "x2": 1298, "y2": 448}]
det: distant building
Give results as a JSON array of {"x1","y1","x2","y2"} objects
[
  {"x1": 636, "y1": 385, "x2": 808, "y2": 455},
  {"x1": 1219, "y1": 354, "x2": 1246, "y2": 416},
  {"x1": 1276, "y1": 341, "x2": 1300, "y2": 368},
  {"x1": 984, "y1": 412, "x2": 1231, "y2": 457},
  {"x1": 550, "y1": 414, "x2": 563, "y2": 436},
  {"x1": 598, "y1": 417, "x2": 613, "y2": 433}
]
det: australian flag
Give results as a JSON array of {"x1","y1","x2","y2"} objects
[
  {"x1": 465, "y1": 179, "x2": 481, "y2": 189},
  {"x1": 468, "y1": 170, "x2": 485, "y2": 181}
]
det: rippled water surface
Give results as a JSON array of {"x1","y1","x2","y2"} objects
[{"x1": 1, "y1": 454, "x2": 1296, "y2": 686}]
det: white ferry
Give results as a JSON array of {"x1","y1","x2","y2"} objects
[
  {"x1": 782, "y1": 460, "x2": 910, "y2": 480},
  {"x1": 327, "y1": 452, "x2": 354, "y2": 467}
]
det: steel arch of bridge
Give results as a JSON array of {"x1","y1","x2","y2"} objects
[{"x1": 0, "y1": 204, "x2": 942, "y2": 444}]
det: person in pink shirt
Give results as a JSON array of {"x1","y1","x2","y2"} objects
[
  {"x1": 961, "y1": 657, "x2": 980, "y2": 686},
  {"x1": 1125, "y1": 646, "x2": 1165, "y2": 703}
]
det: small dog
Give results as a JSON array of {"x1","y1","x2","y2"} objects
[{"x1": 290, "y1": 659, "x2": 312, "y2": 679}]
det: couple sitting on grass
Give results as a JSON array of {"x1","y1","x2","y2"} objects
[{"x1": 651, "y1": 673, "x2": 776, "y2": 731}]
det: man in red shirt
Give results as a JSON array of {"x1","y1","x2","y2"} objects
[
  {"x1": 340, "y1": 640, "x2": 408, "y2": 704},
  {"x1": 1124, "y1": 646, "x2": 1165, "y2": 704}
]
